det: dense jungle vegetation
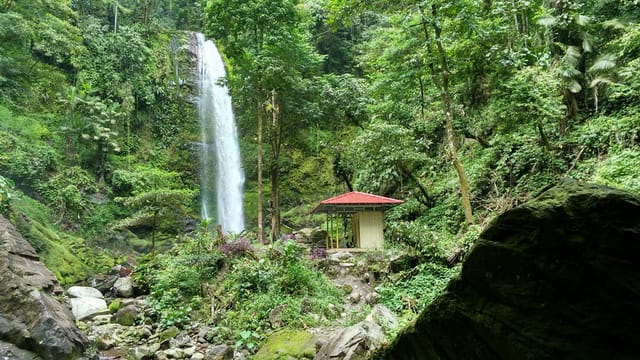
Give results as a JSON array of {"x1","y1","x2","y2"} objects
[{"x1": 1, "y1": 0, "x2": 639, "y2": 352}]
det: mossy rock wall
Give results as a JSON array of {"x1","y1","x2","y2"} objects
[{"x1": 376, "y1": 182, "x2": 640, "y2": 359}]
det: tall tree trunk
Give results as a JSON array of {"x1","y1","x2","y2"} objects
[
  {"x1": 257, "y1": 95, "x2": 265, "y2": 244},
  {"x1": 113, "y1": 0, "x2": 118, "y2": 33},
  {"x1": 424, "y1": 4, "x2": 474, "y2": 225},
  {"x1": 269, "y1": 89, "x2": 281, "y2": 241}
]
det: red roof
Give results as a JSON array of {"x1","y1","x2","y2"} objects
[
  {"x1": 311, "y1": 191, "x2": 403, "y2": 214},
  {"x1": 320, "y1": 191, "x2": 403, "y2": 205}
]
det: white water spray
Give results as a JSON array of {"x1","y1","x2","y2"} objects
[{"x1": 196, "y1": 33, "x2": 245, "y2": 234}]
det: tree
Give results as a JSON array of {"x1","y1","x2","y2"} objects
[
  {"x1": 113, "y1": 166, "x2": 195, "y2": 253},
  {"x1": 207, "y1": 0, "x2": 322, "y2": 242}
]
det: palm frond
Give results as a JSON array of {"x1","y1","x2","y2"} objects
[
  {"x1": 588, "y1": 54, "x2": 617, "y2": 73},
  {"x1": 575, "y1": 14, "x2": 591, "y2": 26},
  {"x1": 568, "y1": 79, "x2": 582, "y2": 93},
  {"x1": 589, "y1": 76, "x2": 615, "y2": 88},
  {"x1": 602, "y1": 19, "x2": 627, "y2": 30},
  {"x1": 536, "y1": 14, "x2": 557, "y2": 27}
]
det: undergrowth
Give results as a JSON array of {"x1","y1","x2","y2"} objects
[{"x1": 138, "y1": 229, "x2": 342, "y2": 351}]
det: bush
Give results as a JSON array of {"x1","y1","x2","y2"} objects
[
  {"x1": 378, "y1": 263, "x2": 459, "y2": 317},
  {"x1": 141, "y1": 229, "x2": 225, "y2": 329},
  {"x1": 591, "y1": 148, "x2": 640, "y2": 194}
]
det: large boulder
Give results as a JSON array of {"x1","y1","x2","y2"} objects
[
  {"x1": 375, "y1": 182, "x2": 640, "y2": 359},
  {"x1": 0, "y1": 215, "x2": 89, "y2": 359},
  {"x1": 315, "y1": 321, "x2": 386, "y2": 360}
]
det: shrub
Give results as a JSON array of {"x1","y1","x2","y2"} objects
[{"x1": 378, "y1": 263, "x2": 459, "y2": 317}]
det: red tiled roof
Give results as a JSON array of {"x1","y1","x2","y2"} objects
[
  {"x1": 320, "y1": 191, "x2": 403, "y2": 205},
  {"x1": 311, "y1": 191, "x2": 403, "y2": 214}
]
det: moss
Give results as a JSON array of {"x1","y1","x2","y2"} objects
[
  {"x1": 253, "y1": 329, "x2": 317, "y2": 360},
  {"x1": 109, "y1": 298, "x2": 123, "y2": 313},
  {"x1": 158, "y1": 326, "x2": 180, "y2": 342}
]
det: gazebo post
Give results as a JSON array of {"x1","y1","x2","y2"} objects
[
  {"x1": 335, "y1": 213, "x2": 339, "y2": 248},
  {"x1": 325, "y1": 213, "x2": 329, "y2": 249}
]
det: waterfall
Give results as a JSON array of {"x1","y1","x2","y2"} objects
[{"x1": 196, "y1": 33, "x2": 245, "y2": 234}]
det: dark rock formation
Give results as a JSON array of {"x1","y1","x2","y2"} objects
[
  {"x1": 0, "y1": 215, "x2": 89, "y2": 360},
  {"x1": 376, "y1": 182, "x2": 640, "y2": 360}
]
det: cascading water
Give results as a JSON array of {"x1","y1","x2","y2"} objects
[{"x1": 196, "y1": 33, "x2": 245, "y2": 234}]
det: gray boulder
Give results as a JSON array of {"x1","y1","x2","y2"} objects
[
  {"x1": 0, "y1": 215, "x2": 89, "y2": 360},
  {"x1": 113, "y1": 276, "x2": 134, "y2": 297},
  {"x1": 69, "y1": 297, "x2": 109, "y2": 321},
  {"x1": 67, "y1": 285, "x2": 104, "y2": 299},
  {"x1": 0, "y1": 340, "x2": 42, "y2": 359},
  {"x1": 67, "y1": 285, "x2": 109, "y2": 321},
  {"x1": 314, "y1": 321, "x2": 386, "y2": 360}
]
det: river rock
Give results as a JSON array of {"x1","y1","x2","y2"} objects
[
  {"x1": 68, "y1": 285, "x2": 105, "y2": 299},
  {"x1": 111, "y1": 304, "x2": 140, "y2": 326},
  {"x1": 0, "y1": 215, "x2": 89, "y2": 359},
  {"x1": 375, "y1": 182, "x2": 640, "y2": 359},
  {"x1": 205, "y1": 344, "x2": 232, "y2": 359},
  {"x1": 69, "y1": 296, "x2": 110, "y2": 321},
  {"x1": 365, "y1": 304, "x2": 398, "y2": 331},
  {"x1": 113, "y1": 276, "x2": 134, "y2": 297}
]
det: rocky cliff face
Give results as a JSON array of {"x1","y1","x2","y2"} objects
[
  {"x1": 376, "y1": 182, "x2": 640, "y2": 359},
  {"x1": 0, "y1": 215, "x2": 89, "y2": 360}
]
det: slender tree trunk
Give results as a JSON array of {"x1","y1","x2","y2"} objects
[
  {"x1": 113, "y1": 0, "x2": 118, "y2": 33},
  {"x1": 257, "y1": 96, "x2": 265, "y2": 244},
  {"x1": 269, "y1": 89, "x2": 281, "y2": 241},
  {"x1": 421, "y1": 5, "x2": 474, "y2": 225}
]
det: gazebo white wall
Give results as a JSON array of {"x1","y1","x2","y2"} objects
[{"x1": 353, "y1": 211, "x2": 384, "y2": 249}]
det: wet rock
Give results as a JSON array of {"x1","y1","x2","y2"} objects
[
  {"x1": 95, "y1": 335, "x2": 116, "y2": 350},
  {"x1": 329, "y1": 251, "x2": 353, "y2": 262},
  {"x1": 387, "y1": 253, "x2": 422, "y2": 274},
  {"x1": 376, "y1": 182, "x2": 640, "y2": 359},
  {"x1": 363, "y1": 292, "x2": 379, "y2": 305},
  {"x1": 0, "y1": 215, "x2": 89, "y2": 360}
]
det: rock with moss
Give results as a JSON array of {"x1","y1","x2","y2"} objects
[
  {"x1": 254, "y1": 329, "x2": 317, "y2": 360},
  {"x1": 375, "y1": 182, "x2": 640, "y2": 359},
  {"x1": 0, "y1": 215, "x2": 89, "y2": 360},
  {"x1": 111, "y1": 305, "x2": 140, "y2": 326}
]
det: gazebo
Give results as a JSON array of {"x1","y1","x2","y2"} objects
[{"x1": 311, "y1": 191, "x2": 403, "y2": 250}]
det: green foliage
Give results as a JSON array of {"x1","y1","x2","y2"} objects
[
  {"x1": 217, "y1": 240, "x2": 342, "y2": 345},
  {"x1": 38, "y1": 166, "x2": 98, "y2": 224},
  {"x1": 0, "y1": 175, "x2": 14, "y2": 216},
  {"x1": 378, "y1": 263, "x2": 459, "y2": 317},
  {"x1": 141, "y1": 229, "x2": 225, "y2": 328},
  {"x1": 112, "y1": 165, "x2": 195, "y2": 246},
  {"x1": 10, "y1": 192, "x2": 116, "y2": 285},
  {"x1": 591, "y1": 148, "x2": 640, "y2": 194},
  {"x1": 109, "y1": 298, "x2": 123, "y2": 313},
  {"x1": 0, "y1": 130, "x2": 56, "y2": 188}
]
